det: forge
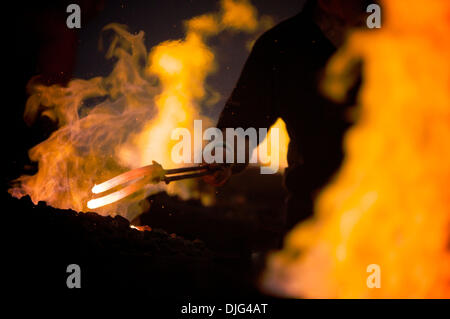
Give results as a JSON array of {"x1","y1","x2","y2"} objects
[
  {"x1": 8, "y1": 167, "x2": 286, "y2": 298},
  {"x1": 8, "y1": 0, "x2": 292, "y2": 301}
]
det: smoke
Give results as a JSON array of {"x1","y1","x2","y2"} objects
[
  {"x1": 10, "y1": 0, "x2": 274, "y2": 220},
  {"x1": 263, "y1": 0, "x2": 450, "y2": 298}
]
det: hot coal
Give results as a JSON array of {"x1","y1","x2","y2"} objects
[{"x1": 6, "y1": 194, "x2": 265, "y2": 299}]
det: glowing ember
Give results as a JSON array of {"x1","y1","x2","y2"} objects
[
  {"x1": 130, "y1": 225, "x2": 152, "y2": 232},
  {"x1": 87, "y1": 178, "x2": 148, "y2": 210},
  {"x1": 263, "y1": 0, "x2": 450, "y2": 298}
]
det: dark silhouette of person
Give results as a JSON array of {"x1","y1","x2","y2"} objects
[{"x1": 205, "y1": 0, "x2": 370, "y2": 232}]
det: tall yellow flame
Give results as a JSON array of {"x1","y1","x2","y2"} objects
[
  {"x1": 263, "y1": 0, "x2": 450, "y2": 298},
  {"x1": 10, "y1": 0, "x2": 278, "y2": 219},
  {"x1": 252, "y1": 118, "x2": 290, "y2": 171}
]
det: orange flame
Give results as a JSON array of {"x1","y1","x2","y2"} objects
[
  {"x1": 10, "y1": 0, "x2": 280, "y2": 220},
  {"x1": 263, "y1": 0, "x2": 450, "y2": 298},
  {"x1": 252, "y1": 118, "x2": 290, "y2": 171}
]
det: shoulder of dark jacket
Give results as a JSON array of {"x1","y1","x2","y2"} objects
[{"x1": 251, "y1": 11, "x2": 332, "y2": 59}]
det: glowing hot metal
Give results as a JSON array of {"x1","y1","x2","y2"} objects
[{"x1": 87, "y1": 161, "x2": 217, "y2": 209}]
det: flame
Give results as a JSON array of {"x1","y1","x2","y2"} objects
[
  {"x1": 252, "y1": 118, "x2": 290, "y2": 171},
  {"x1": 10, "y1": 0, "x2": 273, "y2": 219},
  {"x1": 263, "y1": 0, "x2": 450, "y2": 298}
]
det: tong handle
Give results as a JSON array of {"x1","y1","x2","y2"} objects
[
  {"x1": 164, "y1": 165, "x2": 209, "y2": 175},
  {"x1": 163, "y1": 171, "x2": 211, "y2": 184},
  {"x1": 163, "y1": 165, "x2": 222, "y2": 184}
]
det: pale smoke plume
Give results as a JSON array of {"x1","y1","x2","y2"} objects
[
  {"x1": 263, "y1": 0, "x2": 450, "y2": 298},
  {"x1": 10, "y1": 0, "x2": 277, "y2": 220}
]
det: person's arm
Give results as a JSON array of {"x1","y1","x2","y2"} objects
[
  {"x1": 217, "y1": 35, "x2": 279, "y2": 134},
  {"x1": 205, "y1": 34, "x2": 279, "y2": 185}
]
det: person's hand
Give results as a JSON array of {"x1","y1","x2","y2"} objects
[{"x1": 202, "y1": 163, "x2": 233, "y2": 186}]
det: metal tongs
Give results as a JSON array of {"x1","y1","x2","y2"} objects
[{"x1": 87, "y1": 161, "x2": 219, "y2": 209}]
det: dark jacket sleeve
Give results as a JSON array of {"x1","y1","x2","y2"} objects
[{"x1": 217, "y1": 34, "x2": 280, "y2": 138}]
